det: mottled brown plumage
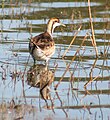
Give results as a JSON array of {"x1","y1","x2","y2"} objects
[{"x1": 29, "y1": 18, "x2": 65, "y2": 64}]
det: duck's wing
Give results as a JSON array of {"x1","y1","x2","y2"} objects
[{"x1": 29, "y1": 32, "x2": 54, "y2": 53}]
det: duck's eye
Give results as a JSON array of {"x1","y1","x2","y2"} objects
[{"x1": 55, "y1": 20, "x2": 58, "y2": 22}]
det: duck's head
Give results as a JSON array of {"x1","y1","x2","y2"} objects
[{"x1": 47, "y1": 18, "x2": 66, "y2": 36}]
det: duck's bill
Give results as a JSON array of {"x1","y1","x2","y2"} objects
[{"x1": 60, "y1": 23, "x2": 66, "y2": 27}]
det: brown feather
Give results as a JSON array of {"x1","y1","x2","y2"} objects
[
  {"x1": 29, "y1": 31, "x2": 55, "y2": 61},
  {"x1": 30, "y1": 32, "x2": 54, "y2": 50}
]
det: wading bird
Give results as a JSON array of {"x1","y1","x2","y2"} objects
[{"x1": 29, "y1": 18, "x2": 65, "y2": 64}]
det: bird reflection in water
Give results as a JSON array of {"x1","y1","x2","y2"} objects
[{"x1": 27, "y1": 64, "x2": 54, "y2": 100}]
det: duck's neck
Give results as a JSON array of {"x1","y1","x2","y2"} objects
[{"x1": 46, "y1": 21, "x2": 55, "y2": 37}]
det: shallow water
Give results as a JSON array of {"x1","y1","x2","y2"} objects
[{"x1": 0, "y1": 0, "x2": 110, "y2": 120}]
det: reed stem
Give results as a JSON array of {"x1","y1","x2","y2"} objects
[
  {"x1": 62, "y1": 25, "x2": 82, "y2": 58},
  {"x1": 88, "y1": 0, "x2": 98, "y2": 57}
]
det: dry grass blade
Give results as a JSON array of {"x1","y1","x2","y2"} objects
[
  {"x1": 84, "y1": 58, "x2": 99, "y2": 88},
  {"x1": 84, "y1": 75, "x2": 100, "y2": 88},
  {"x1": 62, "y1": 25, "x2": 82, "y2": 58},
  {"x1": 55, "y1": 91, "x2": 68, "y2": 117},
  {"x1": 88, "y1": 0, "x2": 98, "y2": 57},
  {"x1": 55, "y1": 33, "x2": 88, "y2": 89},
  {"x1": 55, "y1": 104, "x2": 110, "y2": 109}
]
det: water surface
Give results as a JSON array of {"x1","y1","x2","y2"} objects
[{"x1": 0, "y1": 0, "x2": 110, "y2": 120}]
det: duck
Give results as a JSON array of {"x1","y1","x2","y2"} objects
[{"x1": 29, "y1": 17, "x2": 65, "y2": 64}]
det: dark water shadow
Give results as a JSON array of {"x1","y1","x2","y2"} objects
[{"x1": 27, "y1": 64, "x2": 54, "y2": 107}]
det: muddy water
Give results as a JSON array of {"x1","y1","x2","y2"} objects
[{"x1": 0, "y1": 0, "x2": 110, "y2": 120}]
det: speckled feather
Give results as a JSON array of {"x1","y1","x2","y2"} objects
[{"x1": 29, "y1": 32, "x2": 55, "y2": 62}]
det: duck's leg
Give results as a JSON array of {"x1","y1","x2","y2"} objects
[
  {"x1": 34, "y1": 59, "x2": 36, "y2": 65},
  {"x1": 45, "y1": 60, "x2": 49, "y2": 66}
]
